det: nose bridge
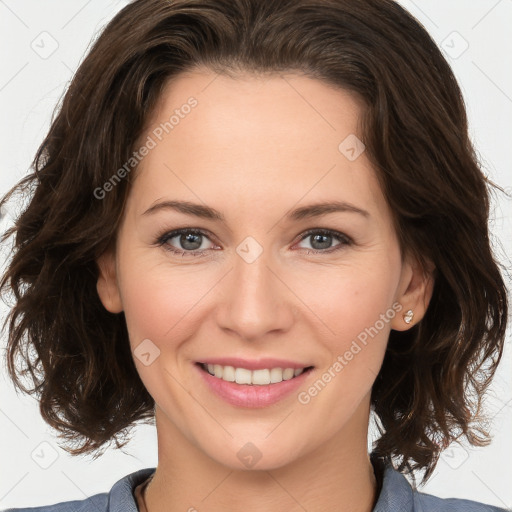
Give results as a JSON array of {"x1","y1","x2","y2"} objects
[{"x1": 215, "y1": 241, "x2": 294, "y2": 340}]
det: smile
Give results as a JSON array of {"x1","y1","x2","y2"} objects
[
  {"x1": 195, "y1": 361, "x2": 315, "y2": 408},
  {"x1": 201, "y1": 363, "x2": 312, "y2": 385}
]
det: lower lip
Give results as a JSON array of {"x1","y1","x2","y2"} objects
[{"x1": 195, "y1": 363, "x2": 313, "y2": 408}]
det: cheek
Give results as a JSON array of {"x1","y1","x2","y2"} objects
[
  {"x1": 295, "y1": 259, "x2": 400, "y2": 343},
  {"x1": 289, "y1": 251, "x2": 402, "y2": 395},
  {"x1": 334, "y1": 274, "x2": 396, "y2": 342},
  {"x1": 294, "y1": 274, "x2": 398, "y2": 418},
  {"x1": 117, "y1": 248, "x2": 217, "y2": 351},
  {"x1": 116, "y1": 251, "x2": 216, "y2": 410}
]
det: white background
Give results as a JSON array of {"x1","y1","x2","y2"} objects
[{"x1": 0, "y1": 0, "x2": 511, "y2": 509}]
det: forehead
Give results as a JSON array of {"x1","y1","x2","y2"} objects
[
  {"x1": 149, "y1": 68, "x2": 364, "y2": 150},
  {"x1": 130, "y1": 69, "x2": 387, "y2": 220}
]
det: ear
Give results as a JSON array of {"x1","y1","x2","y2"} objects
[
  {"x1": 391, "y1": 254, "x2": 435, "y2": 331},
  {"x1": 96, "y1": 249, "x2": 123, "y2": 313}
]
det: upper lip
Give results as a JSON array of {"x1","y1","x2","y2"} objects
[{"x1": 197, "y1": 357, "x2": 313, "y2": 371}]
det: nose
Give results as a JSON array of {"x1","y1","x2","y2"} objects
[{"x1": 214, "y1": 247, "x2": 295, "y2": 341}]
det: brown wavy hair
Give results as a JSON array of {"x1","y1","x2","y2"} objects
[{"x1": 0, "y1": 0, "x2": 508, "y2": 485}]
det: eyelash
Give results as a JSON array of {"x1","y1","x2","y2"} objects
[{"x1": 155, "y1": 227, "x2": 353, "y2": 258}]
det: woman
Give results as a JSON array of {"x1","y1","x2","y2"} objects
[{"x1": 0, "y1": 0, "x2": 509, "y2": 511}]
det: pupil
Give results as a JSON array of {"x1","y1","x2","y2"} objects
[
  {"x1": 311, "y1": 234, "x2": 331, "y2": 250},
  {"x1": 181, "y1": 233, "x2": 201, "y2": 250}
]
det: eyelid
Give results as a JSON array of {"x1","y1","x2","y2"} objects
[
  {"x1": 294, "y1": 228, "x2": 353, "y2": 246},
  {"x1": 156, "y1": 227, "x2": 218, "y2": 253}
]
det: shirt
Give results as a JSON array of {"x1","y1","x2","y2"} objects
[{"x1": 2, "y1": 458, "x2": 508, "y2": 512}]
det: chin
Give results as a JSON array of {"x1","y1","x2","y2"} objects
[{"x1": 200, "y1": 434, "x2": 307, "y2": 472}]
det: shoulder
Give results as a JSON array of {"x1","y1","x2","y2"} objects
[
  {"x1": 1, "y1": 496, "x2": 107, "y2": 512},
  {"x1": 374, "y1": 460, "x2": 508, "y2": 512},
  {"x1": 1, "y1": 467, "x2": 156, "y2": 512},
  {"x1": 412, "y1": 489, "x2": 509, "y2": 511}
]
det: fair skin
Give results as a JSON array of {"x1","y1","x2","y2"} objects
[{"x1": 97, "y1": 69, "x2": 433, "y2": 512}]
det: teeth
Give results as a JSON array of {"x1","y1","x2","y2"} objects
[
  {"x1": 203, "y1": 364, "x2": 307, "y2": 385},
  {"x1": 252, "y1": 369, "x2": 270, "y2": 385},
  {"x1": 235, "y1": 367, "x2": 252, "y2": 384},
  {"x1": 270, "y1": 367, "x2": 283, "y2": 383},
  {"x1": 212, "y1": 365, "x2": 220, "y2": 378},
  {"x1": 222, "y1": 365, "x2": 235, "y2": 382}
]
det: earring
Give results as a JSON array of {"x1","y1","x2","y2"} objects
[{"x1": 403, "y1": 309, "x2": 414, "y2": 324}]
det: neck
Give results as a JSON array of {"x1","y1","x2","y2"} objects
[{"x1": 145, "y1": 402, "x2": 378, "y2": 512}]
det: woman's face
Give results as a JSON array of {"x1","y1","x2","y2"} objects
[{"x1": 97, "y1": 70, "x2": 431, "y2": 470}]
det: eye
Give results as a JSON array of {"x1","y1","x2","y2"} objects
[
  {"x1": 156, "y1": 228, "x2": 216, "y2": 257},
  {"x1": 155, "y1": 227, "x2": 353, "y2": 258},
  {"x1": 295, "y1": 229, "x2": 352, "y2": 254}
]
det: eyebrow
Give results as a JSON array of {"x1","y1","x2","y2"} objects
[{"x1": 142, "y1": 199, "x2": 370, "y2": 221}]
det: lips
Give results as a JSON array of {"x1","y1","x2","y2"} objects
[{"x1": 195, "y1": 358, "x2": 315, "y2": 408}]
